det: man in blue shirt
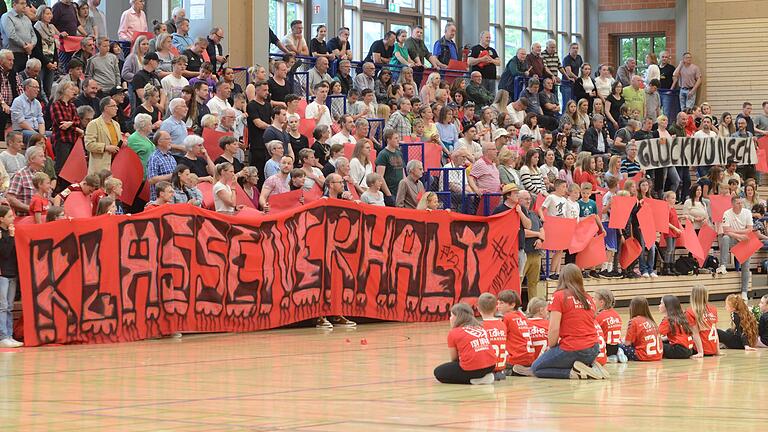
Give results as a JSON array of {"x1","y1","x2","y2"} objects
[
  {"x1": 11, "y1": 78, "x2": 46, "y2": 143},
  {"x1": 159, "y1": 98, "x2": 189, "y2": 155},
  {"x1": 561, "y1": 42, "x2": 583, "y2": 110},
  {"x1": 432, "y1": 22, "x2": 458, "y2": 67}
]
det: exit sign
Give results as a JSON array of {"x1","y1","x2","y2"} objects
[{"x1": 388, "y1": 2, "x2": 400, "y2": 13}]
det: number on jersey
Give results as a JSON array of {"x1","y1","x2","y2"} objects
[
  {"x1": 644, "y1": 334, "x2": 661, "y2": 355},
  {"x1": 708, "y1": 325, "x2": 718, "y2": 342},
  {"x1": 606, "y1": 330, "x2": 621, "y2": 345},
  {"x1": 492, "y1": 344, "x2": 508, "y2": 369}
]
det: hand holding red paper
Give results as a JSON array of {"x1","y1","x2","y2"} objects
[{"x1": 730, "y1": 231, "x2": 763, "y2": 264}]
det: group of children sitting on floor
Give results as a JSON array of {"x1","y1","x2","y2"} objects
[{"x1": 434, "y1": 269, "x2": 768, "y2": 384}]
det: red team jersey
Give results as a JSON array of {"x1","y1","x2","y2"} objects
[
  {"x1": 625, "y1": 316, "x2": 663, "y2": 361},
  {"x1": 548, "y1": 290, "x2": 599, "y2": 351},
  {"x1": 594, "y1": 322, "x2": 607, "y2": 365},
  {"x1": 659, "y1": 318, "x2": 694, "y2": 349},
  {"x1": 527, "y1": 317, "x2": 549, "y2": 358},
  {"x1": 29, "y1": 194, "x2": 50, "y2": 219},
  {"x1": 685, "y1": 305, "x2": 719, "y2": 355},
  {"x1": 596, "y1": 308, "x2": 623, "y2": 346},
  {"x1": 447, "y1": 326, "x2": 497, "y2": 371},
  {"x1": 482, "y1": 318, "x2": 508, "y2": 371},
  {"x1": 502, "y1": 310, "x2": 535, "y2": 366}
]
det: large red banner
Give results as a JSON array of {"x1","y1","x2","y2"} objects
[{"x1": 15, "y1": 200, "x2": 520, "y2": 346}]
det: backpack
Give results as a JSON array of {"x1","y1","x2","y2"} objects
[
  {"x1": 702, "y1": 255, "x2": 719, "y2": 272},
  {"x1": 674, "y1": 256, "x2": 698, "y2": 275}
]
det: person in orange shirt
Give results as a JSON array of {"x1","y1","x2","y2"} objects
[
  {"x1": 685, "y1": 285, "x2": 720, "y2": 357},
  {"x1": 619, "y1": 296, "x2": 663, "y2": 361},
  {"x1": 594, "y1": 289, "x2": 626, "y2": 363},
  {"x1": 29, "y1": 172, "x2": 52, "y2": 224},
  {"x1": 526, "y1": 297, "x2": 549, "y2": 359},
  {"x1": 477, "y1": 293, "x2": 508, "y2": 381},
  {"x1": 497, "y1": 290, "x2": 535, "y2": 377},
  {"x1": 658, "y1": 295, "x2": 694, "y2": 359}
]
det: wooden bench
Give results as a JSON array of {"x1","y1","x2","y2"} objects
[{"x1": 543, "y1": 272, "x2": 746, "y2": 303}]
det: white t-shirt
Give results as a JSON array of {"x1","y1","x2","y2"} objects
[
  {"x1": 328, "y1": 131, "x2": 353, "y2": 146},
  {"x1": 161, "y1": 74, "x2": 189, "y2": 100},
  {"x1": 693, "y1": 130, "x2": 717, "y2": 139},
  {"x1": 542, "y1": 194, "x2": 568, "y2": 217},
  {"x1": 722, "y1": 208, "x2": 752, "y2": 230},
  {"x1": 360, "y1": 190, "x2": 385, "y2": 206},
  {"x1": 305, "y1": 101, "x2": 333, "y2": 127},
  {"x1": 506, "y1": 104, "x2": 526, "y2": 125},
  {"x1": 564, "y1": 198, "x2": 580, "y2": 219},
  {"x1": 349, "y1": 157, "x2": 373, "y2": 189},
  {"x1": 0, "y1": 151, "x2": 26, "y2": 176},
  {"x1": 303, "y1": 167, "x2": 324, "y2": 191},
  {"x1": 206, "y1": 96, "x2": 232, "y2": 117},
  {"x1": 212, "y1": 182, "x2": 235, "y2": 213}
]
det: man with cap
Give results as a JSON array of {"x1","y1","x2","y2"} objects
[
  {"x1": 492, "y1": 128, "x2": 509, "y2": 150},
  {"x1": 107, "y1": 86, "x2": 131, "y2": 131},
  {"x1": 491, "y1": 183, "x2": 534, "y2": 276},
  {"x1": 517, "y1": 134, "x2": 535, "y2": 157},
  {"x1": 132, "y1": 52, "x2": 164, "y2": 106}
]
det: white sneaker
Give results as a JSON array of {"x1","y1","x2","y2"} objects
[
  {"x1": 617, "y1": 347, "x2": 628, "y2": 363},
  {"x1": 716, "y1": 265, "x2": 727, "y2": 275},
  {"x1": 470, "y1": 372, "x2": 495, "y2": 385},
  {"x1": 641, "y1": 272, "x2": 650, "y2": 278},
  {"x1": 650, "y1": 272, "x2": 658, "y2": 278},
  {"x1": 9, "y1": 338, "x2": 23, "y2": 347},
  {"x1": 0, "y1": 338, "x2": 21, "y2": 348}
]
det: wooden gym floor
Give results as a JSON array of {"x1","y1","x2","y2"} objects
[{"x1": 0, "y1": 303, "x2": 766, "y2": 432}]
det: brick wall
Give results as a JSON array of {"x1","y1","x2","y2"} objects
[
  {"x1": 598, "y1": 20, "x2": 676, "y2": 67},
  {"x1": 598, "y1": 0, "x2": 677, "y2": 11}
]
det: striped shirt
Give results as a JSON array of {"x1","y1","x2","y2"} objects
[
  {"x1": 542, "y1": 50, "x2": 562, "y2": 79},
  {"x1": 620, "y1": 158, "x2": 641, "y2": 176},
  {"x1": 519, "y1": 165, "x2": 547, "y2": 195}
]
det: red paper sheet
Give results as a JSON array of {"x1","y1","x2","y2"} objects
[
  {"x1": 298, "y1": 118, "x2": 316, "y2": 139},
  {"x1": 236, "y1": 207, "x2": 262, "y2": 218},
  {"x1": 59, "y1": 138, "x2": 87, "y2": 184},
  {"x1": 709, "y1": 195, "x2": 731, "y2": 225},
  {"x1": 14, "y1": 216, "x2": 35, "y2": 225},
  {"x1": 235, "y1": 183, "x2": 257, "y2": 208},
  {"x1": 569, "y1": 217, "x2": 599, "y2": 253},
  {"x1": 645, "y1": 198, "x2": 670, "y2": 234},
  {"x1": 619, "y1": 237, "x2": 642, "y2": 269},
  {"x1": 201, "y1": 128, "x2": 231, "y2": 161},
  {"x1": 132, "y1": 32, "x2": 155, "y2": 46},
  {"x1": 268, "y1": 189, "x2": 303, "y2": 214},
  {"x1": 757, "y1": 149, "x2": 768, "y2": 174},
  {"x1": 608, "y1": 195, "x2": 635, "y2": 229},
  {"x1": 196, "y1": 182, "x2": 214, "y2": 209},
  {"x1": 697, "y1": 224, "x2": 718, "y2": 266},
  {"x1": 63, "y1": 191, "x2": 92, "y2": 218},
  {"x1": 576, "y1": 233, "x2": 607, "y2": 269},
  {"x1": 681, "y1": 223, "x2": 705, "y2": 261},
  {"x1": 731, "y1": 231, "x2": 763, "y2": 264},
  {"x1": 346, "y1": 182, "x2": 360, "y2": 200},
  {"x1": 304, "y1": 184, "x2": 324, "y2": 203},
  {"x1": 637, "y1": 203, "x2": 657, "y2": 248},
  {"x1": 533, "y1": 194, "x2": 546, "y2": 213},
  {"x1": 110, "y1": 147, "x2": 144, "y2": 206},
  {"x1": 59, "y1": 36, "x2": 84, "y2": 53},
  {"x1": 542, "y1": 215, "x2": 578, "y2": 251},
  {"x1": 138, "y1": 182, "x2": 149, "y2": 202},
  {"x1": 424, "y1": 141, "x2": 443, "y2": 170}
]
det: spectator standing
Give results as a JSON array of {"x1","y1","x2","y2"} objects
[
  {"x1": 305, "y1": 82, "x2": 333, "y2": 127},
  {"x1": 5, "y1": 146, "x2": 45, "y2": 216},
  {"x1": 645, "y1": 79, "x2": 661, "y2": 120},
  {"x1": 327, "y1": 26, "x2": 352, "y2": 61},
  {"x1": 672, "y1": 52, "x2": 702, "y2": 111},
  {"x1": 88, "y1": 0, "x2": 107, "y2": 38},
  {"x1": 164, "y1": 6, "x2": 184, "y2": 36},
  {"x1": 622, "y1": 75, "x2": 646, "y2": 119},
  {"x1": 405, "y1": 26, "x2": 442, "y2": 85},
  {"x1": 181, "y1": 38, "x2": 208, "y2": 76},
  {"x1": 755, "y1": 101, "x2": 768, "y2": 137},
  {"x1": 542, "y1": 39, "x2": 563, "y2": 83},
  {"x1": 561, "y1": 43, "x2": 582, "y2": 106},
  {"x1": 1, "y1": 0, "x2": 37, "y2": 73},
  {"x1": 268, "y1": 60, "x2": 291, "y2": 104},
  {"x1": 146, "y1": 130, "x2": 176, "y2": 200},
  {"x1": 736, "y1": 102, "x2": 755, "y2": 135},
  {"x1": 469, "y1": 142, "x2": 501, "y2": 194},
  {"x1": 121, "y1": 35, "x2": 150, "y2": 89},
  {"x1": 246, "y1": 80, "x2": 272, "y2": 185},
  {"x1": 33, "y1": 5, "x2": 58, "y2": 102},
  {"x1": 432, "y1": 22, "x2": 458, "y2": 66},
  {"x1": 281, "y1": 20, "x2": 309, "y2": 56},
  {"x1": 51, "y1": 0, "x2": 78, "y2": 70},
  {"x1": 499, "y1": 48, "x2": 529, "y2": 95},
  {"x1": 74, "y1": 77, "x2": 100, "y2": 115},
  {"x1": 76, "y1": 1, "x2": 98, "y2": 38},
  {"x1": 525, "y1": 42, "x2": 553, "y2": 80},
  {"x1": 375, "y1": 129, "x2": 405, "y2": 207},
  {"x1": 127, "y1": 113, "x2": 155, "y2": 174},
  {"x1": 161, "y1": 55, "x2": 189, "y2": 100},
  {"x1": 390, "y1": 29, "x2": 415, "y2": 68},
  {"x1": 616, "y1": 58, "x2": 636, "y2": 87},
  {"x1": 657, "y1": 51, "x2": 675, "y2": 89},
  {"x1": 86, "y1": 37, "x2": 121, "y2": 91},
  {"x1": 84, "y1": 97, "x2": 121, "y2": 174},
  {"x1": 395, "y1": 160, "x2": 425, "y2": 209},
  {"x1": 49, "y1": 81, "x2": 82, "y2": 174},
  {"x1": 206, "y1": 27, "x2": 226, "y2": 73},
  {"x1": 363, "y1": 31, "x2": 395, "y2": 64},
  {"x1": 468, "y1": 31, "x2": 501, "y2": 95},
  {"x1": 117, "y1": 0, "x2": 148, "y2": 42}
]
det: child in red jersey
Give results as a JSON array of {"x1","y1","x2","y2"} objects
[
  {"x1": 619, "y1": 296, "x2": 663, "y2": 361},
  {"x1": 53, "y1": 174, "x2": 101, "y2": 206},
  {"x1": 594, "y1": 288, "x2": 627, "y2": 363},
  {"x1": 525, "y1": 297, "x2": 549, "y2": 359},
  {"x1": 497, "y1": 290, "x2": 535, "y2": 376},
  {"x1": 594, "y1": 322, "x2": 608, "y2": 365},
  {"x1": 29, "y1": 172, "x2": 52, "y2": 224},
  {"x1": 658, "y1": 295, "x2": 694, "y2": 359},
  {"x1": 685, "y1": 285, "x2": 719, "y2": 357},
  {"x1": 433, "y1": 303, "x2": 497, "y2": 385},
  {"x1": 477, "y1": 293, "x2": 508, "y2": 381}
]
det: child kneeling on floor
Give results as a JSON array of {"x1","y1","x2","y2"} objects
[{"x1": 433, "y1": 303, "x2": 497, "y2": 385}]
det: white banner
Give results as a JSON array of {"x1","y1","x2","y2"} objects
[{"x1": 636, "y1": 137, "x2": 757, "y2": 169}]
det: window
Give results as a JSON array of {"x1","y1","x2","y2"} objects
[
  {"x1": 619, "y1": 35, "x2": 667, "y2": 73},
  {"x1": 269, "y1": 0, "x2": 305, "y2": 39},
  {"x1": 362, "y1": 21, "x2": 385, "y2": 58},
  {"x1": 490, "y1": 0, "x2": 583, "y2": 70}
]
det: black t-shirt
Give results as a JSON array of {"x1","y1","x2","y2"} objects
[
  {"x1": 312, "y1": 141, "x2": 330, "y2": 166},
  {"x1": 364, "y1": 39, "x2": 393, "y2": 64},
  {"x1": 310, "y1": 38, "x2": 328, "y2": 56},
  {"x1": 469, "y1": 45, "x2": 499, "y2": 80},
  {"x1": 74, "y1": 94, "x2": 101, "y2": 116},
  {"x1": 135, "y1": 104, "x2": 162, "y2": 125},
  {"x1": 246, "y1": 99, "x2": 272, "y2": 149},
  {"x1": 133, "y1": 69, "x2": 161, "y2": 98},
  {"x1": 658, "y1": 64, "x2": 675, "y2": 89},
  {"x1": 215, "y1": 155, "x2": 244, "y2": 173},
  {"x1": 268, "y1": 77, "x2": 291, "y2": 103},
  {"x1": 289, "y1": 133, "x2": 309, "y2": 158},
  {"x1": 322, "y1": 161, "x2": 336, "y2": 177},
  {"x1": 327, "y1": 37, "x2": 350, "y2": 55},
  {"x1": 175, "y1": 155, "x2": 209, "y2": 178},
  {"x1": 182, "y1": 49, "x2": 203, "y2": 72}
]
